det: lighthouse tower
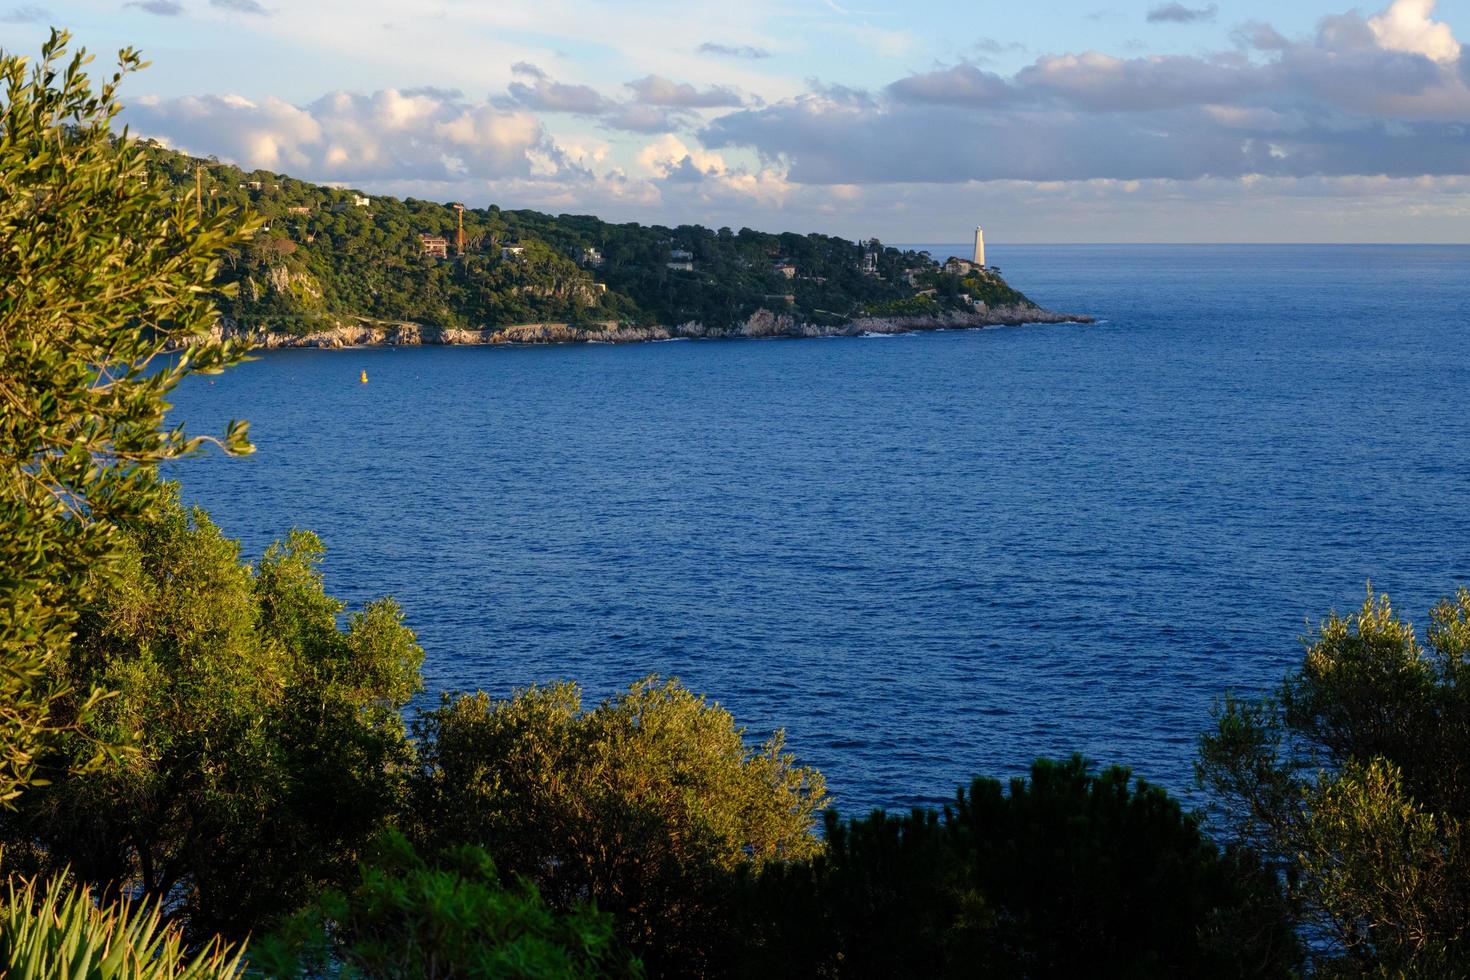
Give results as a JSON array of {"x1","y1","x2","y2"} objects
[{"x1": 973, "y1": 226, "x2": 986, "y2": 267}]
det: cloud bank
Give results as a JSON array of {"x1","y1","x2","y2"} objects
[
  {"x1": 116, "y1": 0, "x2": 1470, "y2": 240},
  {"x1": 128, "y1": 88, "x2": 562, "y2": 182},
  {"x1": 702, "y1": 0, "x2": 1470, "y2": 185}
]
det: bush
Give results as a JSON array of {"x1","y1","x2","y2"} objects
[
  {"x1": 1199, "y1": 588, "x2": 1470, "y2": 972},
  {"x1": 410, "y1": 677, "x2": 827, "y2": 975},
  {"x1": 862, "y1": 294, "x2": 940, "y2": 318},
  {"x1": 0, "y1": 874, "x2": 242, "y2": 979},
  {"x1": 735, "y1": 756, "x2": 1301, "y2": 978},
  {"x1": 253, "y1": 830, "x2": 639, "y2": 979},
  {"x1": 958, "y1": 272, "x2": 1035, "y2": 310},
  {"x1": 0, "y1": 493, "x2": 423, "y2": 941}
]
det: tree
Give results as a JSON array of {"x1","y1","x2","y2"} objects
[
  {"x1": 0, "y1": 30, "x2": 254, "y2": 803},
  {"x1": 252, "y1": 830, "x2": 641, "y2": 979},
  {"x1": 735, "y1": 756, "x2": 1300, "y2": 979},
  {"x1": 1199, "y1": 588, "x2": 1470, "y2": 973},
  {"x1": 0, "y1": 493, "x2": 423, "y2": 941},
  {"x1": 410, "y1": 677, "x2": 827, "y2": 975}
]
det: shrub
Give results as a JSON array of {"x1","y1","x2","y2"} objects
[
  {"x1": 252, "y1": 830, "x2": 640, "y2": 979},
  {"x1": 862, "y1": 294, "x2": 940, "y2": 317},
  {"x1": 411, "y1": 677, "x2": 827, "y2": 974},
  {"x1": 1, "y1": 493, "x2": 423, "y2": 941},
  {"x1": 1199, "y1": 588, "x2": 1470, "y2": 972},
  {"x1": 736, "y1": 756, "x2": 1301, "y2": 978}
]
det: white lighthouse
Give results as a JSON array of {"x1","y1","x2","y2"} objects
[{"x1": 973, "y1": 226, "x2": 986, "y2": 267}]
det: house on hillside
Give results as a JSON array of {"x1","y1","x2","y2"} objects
[
  {"x1": 352, "y1": 194, "x2": 370, "y2": 207},
  {"x1": 667, "y1": 248, "x2": 695, "y2": 271},
  {"x1": 420, "y1": 235, "x2": 449, "y2": 259},
  {"x1": 943, "y1": 257, "x2": 975, "y2": 276},
  {"x1": 580, "y1": 246, "x2": 604, "y2": 267},
  {"x1": 772, "y1": 260, "x2": 797, "y2": 279},
  {"x1": 501, "y1": 244, "x2": 526, "y2": 260}
]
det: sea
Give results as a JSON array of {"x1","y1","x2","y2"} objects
[{"x1": 166, "y1": 244, "x2": 1470, "y2": 815}]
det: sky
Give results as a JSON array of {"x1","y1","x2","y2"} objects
[{"x1": 3, "y1": 0, "x2": 1470, "y2": 242}]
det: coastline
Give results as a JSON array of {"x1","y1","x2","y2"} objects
[
  {"x1": 214, "y1": 310, "x2": 1093, "y2": 352},
  {"x1": 215, "y1": 306, "x2": 1094, "y2": 349}
]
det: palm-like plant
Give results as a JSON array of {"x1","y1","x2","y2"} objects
[{"x1": 0, "y1": 876, "x2": 243, "y2": 979}]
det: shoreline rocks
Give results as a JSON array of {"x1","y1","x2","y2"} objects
[{"x1": 212, "y1": 306, "x2": 1094, "y2": 350}]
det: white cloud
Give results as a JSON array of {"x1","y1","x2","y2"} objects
[
  {"x1": 1368, "y1": 0, "x2": 1461, "y2": 64},
  {"x1": 714, "y1": 167, "x2": 792, "y2": 205},
  {"x1": 138, "y1": 93, "x2": 322, "y2": 171},
  {"x1": 126, "y1": 88, "x2": 555, "y2": 181},
  {"x1": 637, "y1": 133, "x2": 727, "y2": 177},
  {"x1": 553, "y1": 135, "x2": 612, "y2": 169}
]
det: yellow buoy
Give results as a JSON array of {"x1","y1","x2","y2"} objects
[{"x1": 360, "y1": 370, "x2": 368, "y2": 384}]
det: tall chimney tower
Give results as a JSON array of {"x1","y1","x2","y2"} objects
[{"x1": 973, "y1": 226, "x2": 986, "y2": 267}]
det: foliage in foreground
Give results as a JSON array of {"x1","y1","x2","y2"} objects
[
  {"x1": 733, "y1": 756, "x2": 1301, "y2": 979},
  {"x1": 0, "y1": 874, "x2": 242, "y2": 979},
  {"x1": 0, "y1": 493, "x2": 423, "y2": 942},
  {"x1": 1200, "y1": 588, "x2": 1470, "y2": 974},
  {"x1": 411, "y1": 678, "x2": 828, "y2": 975},
  {"x1": 253, "y1": 830, "x2": 640, "y2": 979},
  {"x1": 0, "y1": 30, "x2": 254, "y2": 804}
]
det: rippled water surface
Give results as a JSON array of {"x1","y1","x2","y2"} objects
[{"x1": 169, "y1": 245, "x2": 1470, "y2": 813}]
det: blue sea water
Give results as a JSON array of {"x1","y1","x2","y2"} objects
[{"x1": 167, "y1": 244, "x2": 1470, "y2": 815}]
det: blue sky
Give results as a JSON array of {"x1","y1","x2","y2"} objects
[{"x1": 4, "y1": 0, "x2": 1470, "y2": 241}]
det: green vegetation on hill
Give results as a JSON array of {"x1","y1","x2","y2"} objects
[{"x1": 138, "y1": 142, "x2": 1028, "y2": 336}]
